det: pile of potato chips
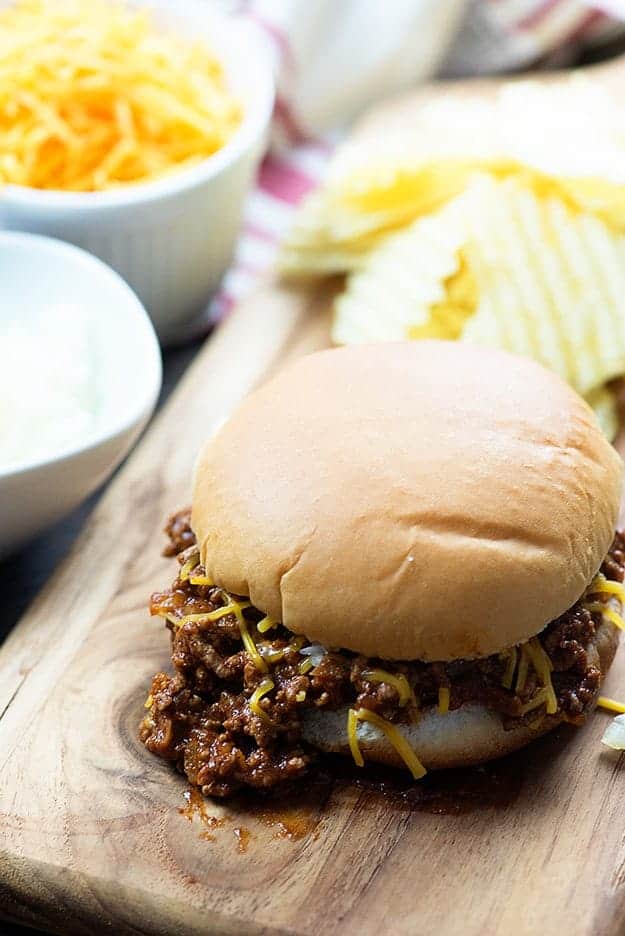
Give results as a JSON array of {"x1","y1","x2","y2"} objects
[{"x1": 278, "y1": 77, "x2": 625, "y2": 438}]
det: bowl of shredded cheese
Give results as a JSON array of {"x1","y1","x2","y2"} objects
[
  {"x1": 0, "y1": 231, "x2": 162, "y2": 558},
  {"x1": 0, "y1": 0, "x2": 274, "y2": 343}
]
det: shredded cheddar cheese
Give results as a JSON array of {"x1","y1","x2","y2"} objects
[
  {"x1": 233, "y1": 604, "x2": 268, "y2": 673},
  {"x1": 259, "y1": 646, "x2": 286, "y2": 665},
  {"x1": 171, "y1": 550, "x2": 625, "y2": 736},
  {"x1": 519, "y1": 687, "x2": 549, "y2": 716},
  {"x1": 526, "y1": 638, "x2": 558, "y2": 715},
  {"x1": 159, "y1": 610, "x2": 208, "y2": 626},
  {"x1": 160, "y1": 597, "x2": 268, "y2": 671},
  {"x1": 257, "y1": 615, "x2": 277, "y2": 634},
  {"x1": 0, "y1": 0, "x2": 242, "y2": 191},
  {"x1": 588, "y1": 574, "x2": 625, "y2": 604},
  {"x1": 598, "y1": 696, "x2": 625, "y2": 714},
  {"x1": 260, "y1": 633, "x2": 305, "y2": 665},
  {"x1": 249, "y1": 678, "x2": 274, "y2": 723},
  {"x1": 584, "y1": 574, "x2": 625, "y2": 631},
  {"x1": 207, "y1": 601, "x2": 250, "y2": 622},
  {"x1": 144, "y1": 693, "x2": 154, "y2": 709},
  {"x1": 179, "y1": 549, "x2": 201, "y2": 582},
  {"x1": 158, "y1": 600, "x2": 253, "y2": 631},
  {"x1": 347, "y1": 708, "x2": 427, "y2": 780},
  {"x1": 347, "y1": 708, "x2": 364, "y2": 767},
  {"x1": 362, "y1": 669, "x2": 413, "y2": 706},
  {"x1": 189, "y1": 573, "x2": 214, "y2": 587},
  {"x1": 515, "y1": 646, "x2": 530, "y2": 694},
  {"x1": 500, "y1": 639, "x2": 557, "y2": 715},
  {"x1": 585, "y1": 602, "x2": 625, "y2": 631},
  {"x1": 501, "y1": 647, "x2": 518, "y2": 690}
]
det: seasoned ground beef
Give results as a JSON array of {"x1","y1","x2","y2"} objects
[
  {"x1": 162, "y1": 509, "x2": 197, "y2": 557},
  {"x1": 140, "y1": 510, "x2": 625, "y2": 797}
]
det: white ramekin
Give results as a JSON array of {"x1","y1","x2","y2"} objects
[
  {"x1": 0, "y1": 2, "x2": 274, "y2": 345},
  {"x1": 0, "y1": 232, "x2": 162, "y2": 558}
]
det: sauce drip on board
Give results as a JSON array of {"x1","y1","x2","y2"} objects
[{"x1": 177, "y1": 734, "x2": 536, "y2": 855}]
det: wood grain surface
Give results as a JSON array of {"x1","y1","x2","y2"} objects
[{"x1": 3, "y1": 60, "x2": 625, "y2": 936}]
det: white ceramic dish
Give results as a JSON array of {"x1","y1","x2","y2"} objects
[
  {"x1": 0, "y1": 1, "x2": 274, "y2": 345},
  {"x1": 0, "y1": 232, "x2": 162, "y2": 559}
]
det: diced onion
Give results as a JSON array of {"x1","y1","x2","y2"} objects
[
  {"x1": 601, "y1": 713, "x2": 625, "y2": 750},
  {"x1": 299, "y1": 643, "x2": 327, "y2": 668}
]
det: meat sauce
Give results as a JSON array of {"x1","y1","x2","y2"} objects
[{"x1": 140, "y1": 510, "x2": 625, "y2": 797}]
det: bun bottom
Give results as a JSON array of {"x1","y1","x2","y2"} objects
[
  {"x1": 302, "y1": 622, "x2": 619, "y2": 772},
  {"x1": 302, "y1": 704, "x2": 560, "y2": 770}
]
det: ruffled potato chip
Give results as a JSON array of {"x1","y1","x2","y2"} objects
[
  {"x1": 331, "y1": 208, "x2": 468, "y2": 344},
  {"x1": 333, "y1": 175, "x2": 625, "y2": 438},
  {"x1": 279, "y1": 77, "x2": 625, "y2": 278}
]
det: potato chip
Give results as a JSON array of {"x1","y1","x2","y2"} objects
[
  {"x1": 333, "y1": 175, "x2": 625, "y2": 438},
  {"x1": 278, "y1": 164, "x2": 469, "y2": 277},
  {"x1": 331, "y1": 209, "x2": 467, "y2": 344},
  {"x1": 277, "y1": 193, "x2": 405, "y2": 278},
  {"x1": 459, "y1": 177, "x2": 625, "y2": 398},
  {"x1": 279, "y1": 76, "x2": 625, "y2": 277}
]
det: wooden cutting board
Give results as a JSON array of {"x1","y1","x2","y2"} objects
[{"x1": 3, "y1": 61, "x2": 625, "y2": 936}]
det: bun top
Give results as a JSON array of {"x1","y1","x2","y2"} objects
[{"x1": 192, "y1": 341, "x2": 622, "y2": 661}]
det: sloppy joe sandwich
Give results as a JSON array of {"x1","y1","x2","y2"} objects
[{"x1": 141, "y1": 341, "x2": 625, "y2": 797}]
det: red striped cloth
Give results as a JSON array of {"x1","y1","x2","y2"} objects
[{"x1": 209, "y1": 140, "x2": 334, "y2": 321}]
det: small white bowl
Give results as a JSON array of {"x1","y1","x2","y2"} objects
[
  {"x1": 0, "y1": 1, "x2": 274, "y2": 345},
  {"x1": 0, "y1": 232, "x2": 162, "y2": 559}
]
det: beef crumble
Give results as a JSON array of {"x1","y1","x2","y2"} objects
[{"x1": 140, "y1": 509, "x2": 625, "y2": 797}]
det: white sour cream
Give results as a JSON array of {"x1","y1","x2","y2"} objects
[{"x1": 0, "y1": 305, "x2": 98, "y2": 470}]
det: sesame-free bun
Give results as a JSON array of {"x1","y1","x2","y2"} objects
[{"x1": 192, "y1": 341, "x2": 622, "y2": 661}]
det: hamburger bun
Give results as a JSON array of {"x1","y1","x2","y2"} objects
[
  {"x1": 193, "y1": 341, "x2": 622, "y2": 661},
  {"x1": 302, "y1": 619, "x2": 619, "y2": 770}
]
